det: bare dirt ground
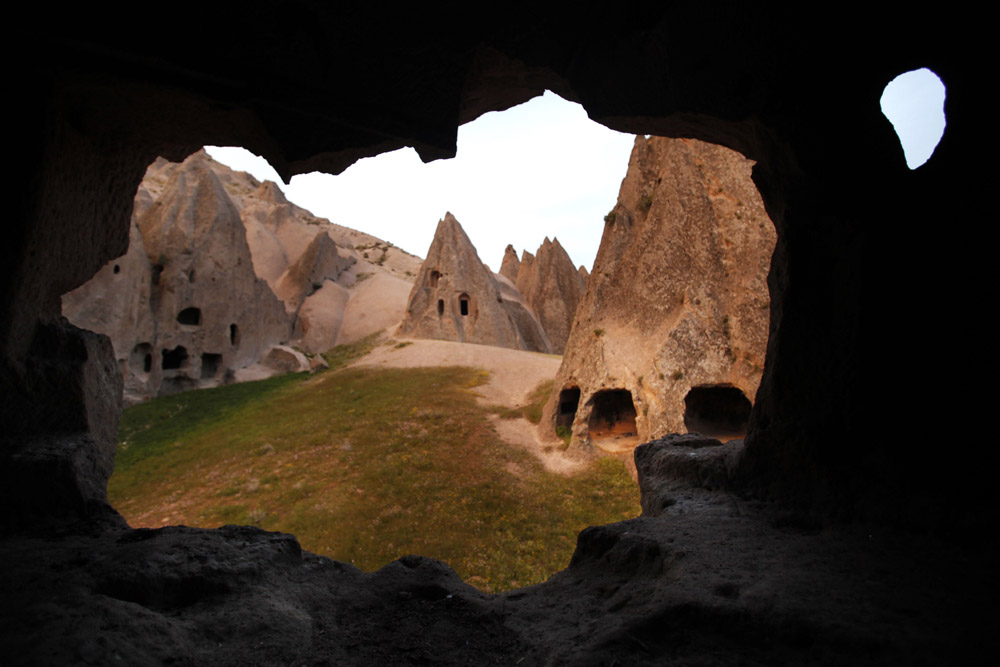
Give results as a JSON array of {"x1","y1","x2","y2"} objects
[{"x1": 353, "y1": 337, "x2": 585, "y2": 474}]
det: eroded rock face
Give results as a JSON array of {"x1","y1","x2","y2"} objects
[
  {"x1": 512, "y1": 237, "x2": 586, "y2": 354},
  {"x1": 62, "y1": 151, "x2": 421, "y2": 402},
  {"x1": 542, "y1": 137, "x2": 775, "y2": 452},
  {"x1": 63, "y1": 152, "x2": 292, "y2": 402},
  {"x1": 399, "y1": 213, "x2": 550, "y2": 352}
]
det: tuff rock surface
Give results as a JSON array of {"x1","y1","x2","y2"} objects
[
  {"x1": 399, "y1": 213, "x2": 551, "y2": 352},
  {"x1": 542, "y1": 136, "x2": 775, "y2": 452}
]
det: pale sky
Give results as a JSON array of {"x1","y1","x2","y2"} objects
[
  {"x1": 208, "y1": 91, "x2": 635, "y2": 272},
  {"x1": 208, "y1": 72, "x2": 945, "y2": 271}
]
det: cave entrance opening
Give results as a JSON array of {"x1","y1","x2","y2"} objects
[
  {"x1": 429, "y1": 270, "x2": 441, "y2": 287},
  {"x1": 176, "y1": 307, "x2": 202, "y2": 326},
  {"x1": 437, "y1": 299, "x2": 444, "y2": 316},
  {"x1": 588, "y1": 389, "x2": 638, "y2": 451},
  {"x1": 459, "y1": 294, "x2": 470, "y2": 316},
  {"x1": 161, "y1": 345, "x2": 189, "y2": 370},
  {"x1": 556, "y1": 387, "x2": 580, "y2": 430},
  {"x1": 683, "y1": 385, "x2": 751, "y2": 441}
]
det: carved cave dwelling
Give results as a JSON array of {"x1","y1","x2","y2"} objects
[{"x1": 0, "y1": 7, "x2": 991, "y2": 665}]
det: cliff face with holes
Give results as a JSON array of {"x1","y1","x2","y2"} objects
[
  {"x1": 61, "y1": 151, "x2": 420, "y2": 403},
  {"x1": 541, "y1": 136, "x2": 775, "y2": 452},
  {"x1": 61, "y1": 151, "x2": 292, "y2": 402},
  {"x1": 399, "y1": 213, "x2": 551, "y2": 352}
]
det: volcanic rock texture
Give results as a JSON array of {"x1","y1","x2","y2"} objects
[{"x1": 543, "y1": 136, "x2": 775, "y2": 451}]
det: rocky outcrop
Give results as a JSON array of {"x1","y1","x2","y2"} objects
[
  {"x1": 541, "y1": 136, "x2": 775, "y2": 452},
  {"x1": 499, "y1": 244, "x2": 520, "y2": 283},
  {"x1": 63, "y1": 151, "x2": 421, "y2": 402},
  {"x1": 399, "y1": 213, "x2": 550, "y2": 352},
  {"x1": 107, "y1": 152, "x2": 290, "y2": 398},
  {"x1": 512, "y1": 237, "x2": 585, "y2": 354}
]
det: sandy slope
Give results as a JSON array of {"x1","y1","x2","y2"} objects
[{"x1": 353, "y1": 338, "x2": 584, "y2": 473}]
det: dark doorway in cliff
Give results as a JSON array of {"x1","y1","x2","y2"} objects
[
  {"x1": 161, "y1": 346, "x2": 189, "y2": 370},
  {"x1": 131, "y1": 343, "x2": 153, "y2": 375},
  {"x1": 229, "y1": 323, "x2": 240, "y2": 347},
  {"x1": 683, "y1": 385, "x2": 751, "y2": 441},
  {"x1": 557, "y1": 387, "x2": 580, "y2": 430},
  {"x1": 459, "y1": 294, "x2": 470, "y2": 316},
  {"x1": 588, "y1": 389, "x2": 638, "y2": 451},
  {"x1": 201, "y1": 353, "x2": 223, "y2": 379},
  {"x1": 437, "y1": 299, "x2": 445, "y2": 316},
  {"x1": 177, "y1": 307, "x2": 202, "y2": 326},
  {"x1": 429, "y1": 270, "x2": 441, "y2": 287}
]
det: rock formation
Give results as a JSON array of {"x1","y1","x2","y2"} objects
[
  {"x1": 62, "y1": 151, "x2": 421, "y2": 402},
  {"x1": 63, "y1": 152, "x2": 292, "y2": 401},
  {"x1": 399, "y1": 213, "x2": 551, "y2": 352},
  {"x1": 499, "y1": 244, "x2": 520, "y2": 283},
  {"x1": 541, "y1": 136, "x2": 775, "y2": 452},
  {"x1": 511, "y1": 237, "x2": 586, "y2": 354}
]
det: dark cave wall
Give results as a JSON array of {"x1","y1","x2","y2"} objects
[{"x1": 1, "y1": 6, "x2": 984, "y2": 532}]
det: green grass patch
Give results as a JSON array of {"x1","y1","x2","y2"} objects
[
  {"x1": 320, "y1": 331, "x2": 383, "y2": 370},
  {"x1": 110, "y1": 365, "x2": 639, "y2": 593}
]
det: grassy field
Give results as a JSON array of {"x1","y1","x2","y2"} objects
[{"x1": 110, "y1": 345, "x2": 640, "y2": 592}]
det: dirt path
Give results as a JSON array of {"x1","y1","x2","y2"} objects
[{"x1": 353, "y1": 337, "x2": 584, "y2": 474}]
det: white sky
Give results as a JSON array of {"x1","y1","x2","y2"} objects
[
  {"x1": 208, "y1": 91, "x2": 635, "y2": 272},
  {"x1": 208, "y1": 72, "x2": 945, "y2": 271},
  {"x1": 880, "y1": 68, "x2": 946, "y2": 169}
]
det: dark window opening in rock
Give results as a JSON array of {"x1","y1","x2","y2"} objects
[
  {"x1": 683, "y1": 385, "x2": 751, "y2": 441},
  {"x1": 459, "y1": 294, "x2": 470, "y2": 316},
  {"x1": 429, "y1": 270, "x2": 441, "y2": 287},
  {"x1": 437, "y1": 299, "x2": 444, "y2": 316},
  {"x1": 113, "y1": 264, "x2": 120, "y2": 274},
  {"x1": 130, "y1": 343, "x2": 153, "y2": 375},
  {"x1": 177, "y1": 307, "x2": 201, "y2": 326},
  {"x1": 161, "y1": 346, "x2": 189, "y2": 370},
  {"x1": 880, "y1": 67, "x2": 946, "y2": 169},
  {"x1": 151, "y1": 263, "x2": 164, "y2": 285},
  {"x1": 588, "y1": 389, "x2": 638, "y2": 449},
  {"x1": 557, "y1": 387, "x2": 581, "y2": 430},
  {"x1": 229, "y1": 323, "x2": 239, "y2": 347},
  {"x1": 201, "y1": 353, "x2": 223, "y2": 379}
]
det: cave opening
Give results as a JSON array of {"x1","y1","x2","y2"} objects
[
  {"x1": 556, "y1": 387, "x2": 580, "y2": 430},
  {"x1": 459, "y1": 294, "x2": 470, "y2": 316},
  {"x1": 230, "y1": 323, "x2": 239, "y2": 346},
  {"x1": 437, "y1": 299, "x2": 444, "y2": 316},
  {"x1": 161, "y1": 345, "x2": 189, "y2": 370},
  {"x1": 177, "y1": 307, "x2": 202, "y2": 326},
  {"x1": 683, "y1": 385, "x2": 751, "y2": 441},
  {"x1": 880, "y1": 67, "x2": 946, "y2": 169},
  {"x1": 201, "y1": 352, "x2": 223, "y2": 379},
  {"x1": 588, "y1": 389, "x2": 638, "y2": 447},
  {"x1": 429, "y1": 270, "x2": 441, "y2": 287},
  {"x1": 131, "y1": 342, "x2": 153, "y2": 375}
]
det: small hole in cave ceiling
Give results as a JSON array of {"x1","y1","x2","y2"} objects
[{"x1": 880, "y1": 67, "x2": 946, "y2": 169}]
